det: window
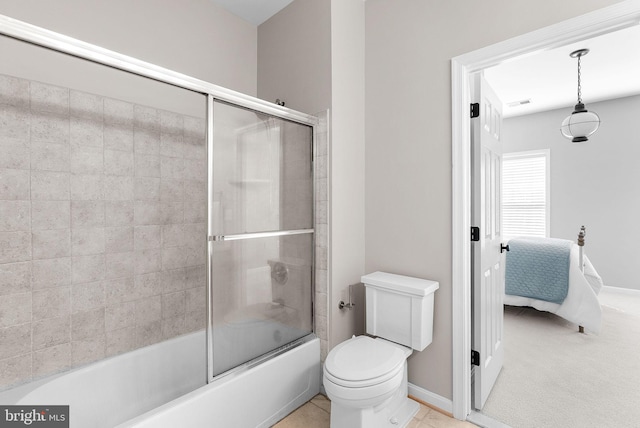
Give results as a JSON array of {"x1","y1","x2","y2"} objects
[{"x1": 502, "y1": 150, "x2": 550, "y2": 240}]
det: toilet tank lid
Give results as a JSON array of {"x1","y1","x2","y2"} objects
[{"x1": 361, "y1": 271, "x2": 439, "y2": 296}]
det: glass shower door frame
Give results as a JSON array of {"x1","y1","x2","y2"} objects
[{"x1": 205, "y1": 95, "x2": 317, "y2": 383}]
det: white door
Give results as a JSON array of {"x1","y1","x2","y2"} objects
[{"x1": 471, "y1": 72, "x2": 505, "y2": 410}]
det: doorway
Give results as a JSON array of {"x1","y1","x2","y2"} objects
[{"x1": 451, "y1": 0, "x2": 640, "y2": 420}]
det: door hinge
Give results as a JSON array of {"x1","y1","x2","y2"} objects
[
  {"x1": 470, "y1": 103, "x2": 480, "y2": 118},
  {"x1": 471, "y1": 226, "x2": 480, "y2": 242},
  {"x1": 471, "y1": 350, "x2": 480, "y2": 366}
]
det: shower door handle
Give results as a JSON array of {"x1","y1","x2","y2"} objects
[{"x1": 209, "y1": 228, "x2": 314, "y2": 242}]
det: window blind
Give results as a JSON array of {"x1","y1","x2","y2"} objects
[{"x1": 502, "y1": 150, "x2": 549, "y2": 240}]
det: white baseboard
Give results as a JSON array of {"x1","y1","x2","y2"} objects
[
  {"x1": 602, "y1": 285, "x2": 640, "y2": 296},
  {"x1": 407, "y1": 383, "x2": 453, "y2": 415}
]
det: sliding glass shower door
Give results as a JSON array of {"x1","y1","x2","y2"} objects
[{"x1": 208, "y1": 100, "x2": 314, "y2": 379}]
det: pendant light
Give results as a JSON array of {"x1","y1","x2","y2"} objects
[{"x1": 560, "y1": 49, "x2": 600, "y2": 143}]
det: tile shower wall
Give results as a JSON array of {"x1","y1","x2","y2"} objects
[
  {"x1": 314, "y1": 111, "x2": 329, "y2": 361},
  {"x1": 0, "y1": 74, "x2": 207, "y2": 390}
]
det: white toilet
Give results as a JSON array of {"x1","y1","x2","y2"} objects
[{"x1": 323, "y1": 271, "x2": 439, "y2": 428}]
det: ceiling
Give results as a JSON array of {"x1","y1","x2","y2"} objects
[
  {"x1": 485, "y1": 24, "x2": 640, "y2": 117},
  {"x1": 210, "y1": 0, "x2": 294, "y2": 25}
]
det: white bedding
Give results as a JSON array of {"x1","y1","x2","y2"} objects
[{"x1": 504, "y1": 244, "x2": 603, "y2": 333}]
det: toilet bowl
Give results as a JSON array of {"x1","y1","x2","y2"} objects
[
  {"x1": 323, "y1": 336, "x2": 419, "y2": 428},
  {"x1": 324, "y1": 336, "x2": 407, "y2": 408},
  {"x1": 323, "y1": 272, "x2": 439, "y2": 428}
]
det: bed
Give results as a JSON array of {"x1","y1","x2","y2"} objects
[{"x1": 504, "y1": 226, "x2": 604, "y2": 333}]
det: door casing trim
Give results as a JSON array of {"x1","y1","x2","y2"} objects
[{"x1": 451, "y1": 0, "x2": 640, "y2": 419}]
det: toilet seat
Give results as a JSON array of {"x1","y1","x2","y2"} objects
[{"x1": 324, "y1": 336, "x2": 408, "y2": 388}]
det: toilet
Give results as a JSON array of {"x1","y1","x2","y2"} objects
[{"x1": 323, "y1": 271, "x2": 439, "y2": 428}]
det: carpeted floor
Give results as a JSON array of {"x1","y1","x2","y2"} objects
[{"x1": 481, "y1": 287, "x2": 640, "y2": 428}]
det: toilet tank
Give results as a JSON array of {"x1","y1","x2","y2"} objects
[{"x1": 362, "y1": 271, "x2": 439, "y2": 352}]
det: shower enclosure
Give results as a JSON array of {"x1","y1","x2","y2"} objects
[
  {"x1": 208, "y1": 100, "x2": 314, "y2": 379},
  {"x1": 0, "y1": 14, "x2": 319, "y2": 428}
]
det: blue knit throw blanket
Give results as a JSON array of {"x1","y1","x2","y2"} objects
[{"x1": 505, "y1": 237, "x2": 572, "y2": 304}]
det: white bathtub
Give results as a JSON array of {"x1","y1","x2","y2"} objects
[{"x1": 0, "y1": 331, "x2": 320, "y2": 428}]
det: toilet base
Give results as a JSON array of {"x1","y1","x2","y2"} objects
[
  {"x1": 329, "y1": 393, "x2": 419, "y2": 428},
  {"x1": 328, "y1": 366, "x2": 419, "y2": 428}
]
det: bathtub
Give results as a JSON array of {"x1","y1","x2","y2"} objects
[{"x1": 0, "y1": 331, "x2": 320, "y2": 428}]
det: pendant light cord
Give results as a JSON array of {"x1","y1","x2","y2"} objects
[{"x1": 577, "y1": 55, "x2": 582, "y2": 104}]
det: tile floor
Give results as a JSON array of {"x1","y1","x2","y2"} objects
[{"x1": 273, "y1": 395, "x2": 478, "y2": 428}]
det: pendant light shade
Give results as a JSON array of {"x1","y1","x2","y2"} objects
[
  {"x1": 561, "y1": 49, "x2": 600, "y2": 143},
  {"x1": 560, "y1": 103, "x2": 600, "y2": 143}
]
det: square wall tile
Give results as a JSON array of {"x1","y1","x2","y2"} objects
[
  {"x1": 32, "y1": 229, "x2": 71, "y2": 260},
  {"x1": 71, "y1": 201, "x2": 104, "y2": 228},
  {"x1": 0, "y1": 138, "x2": 30, "y2": 170},
  {"x1": 134, "y1": 105, "x2": 159, "y2": 130},
  {"x1": 72, "y1": 254, "x2": 105, "y2": 284},
  {"x1": 105, "y1": 201, "x2": 134, "y2": 226},
  {"x1": 32, "y1": 316, "x2": 70, "y2": 350},
  {"x1": 134, "y1": 129, "x2": 160, "y2": 155},
  {"x1": 104, "y1": 98, "x2": 133, "y2": 127},
  {"x1": 105, "y1": 326, "x2": 136, "y2": 357},
  {"x1": 0, "y1": 323, "x2": 31, "y2": 360},
  {"x1": 70, "y1": 90, "x2": 103, "y2": 120},
  {"x1": 31, "y1": 171, "x2": 69, "y2": 201},
  {"x1": 70, "y1": 117, "x2": 103, "y2": 149},
  {"x1": 105, "y1": 301, "x2": 135, "y2": 332},
  {"x1": 71, "y1": 227, "x2": 105, "y2": 256},
  {"x1": 30, "y1": 141, "x2": 70, "y2": 172},
  {"x1": 0, "y1": 262, "x2": 31, "y2": 296},
  {"x1": 105, "y1": 252, "x2": 134, "y2": 280},
  {"x1": 136, "y1": 321, "x2": 161, "y2": 348},
  {"x1": 31, "y1": 201, "x2": 70, "y2": 230},
  {"x1": 0, "y1": 106, "x2": 30, "y2": 141},
  {"x1": 70, "y1": 174, "x2": 103, "y2": 201},
  {"x1": 71, "y1": 281, "x2": 105, "y2": 313},
  {"x1": 0, "y1": 293, "x2": 31, "y2": 328},
  {"x1": 0, "y1": 75, "x2": 29, "y2": 108},
  {"x1": 31, "y1": 258, "x2": 71, "y2": 289},
  {"x1": 0, "y1": 201, "x2": 30, "y2": 232},
  {"x1": 103, "y1": 176, "x2": 134, "y2": 201},
  {"x1": 0, "y1": 231, "x2": 31, "y2": 264},
  {"x1": 33, "y1": 343, "x2": 71, "y2": 380},
  {"x1": 104, "y1": 124, "x2": 133, "y2": 152},
  {"x1": 104, "y1": 149, "x2": 134, "y2": 176},
  {"x1": 0, "y1": 354, "x2": 32, "y2": 390},
  {"x1": 30, "y1": 81, "x2": 69, "y2": 114},
  {"x1": 104, "y1": 227, "x2": 133, "y2": 253},
  {"x1": 30, "y1": 111, "x2": 69, "y2": 144},
  {"x1": 32, "y1": 287, "x2": 70, "y2": 321},
  {"x1": 71, "y1": 337, "x2": 105, "y2": 366},
  {"x1": 71, "y1": 308, "x2": 105, "y2": 341},
  {"x1": 0, "y1": 168, "x2": 30, "y2": 200},
  {"x1": 70, "y1": 145, "x2": 103, "y2": 175}
]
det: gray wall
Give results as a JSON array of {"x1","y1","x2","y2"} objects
[
  {"x1": 364, "y1": 0, "x2": 623, "y2": 400},
  {"x1": 504, "y1": 94, "x2": 640, "y2": 290},
  {"x1": 258, "y1": 0, "x2": 331, "y2": 115}
]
